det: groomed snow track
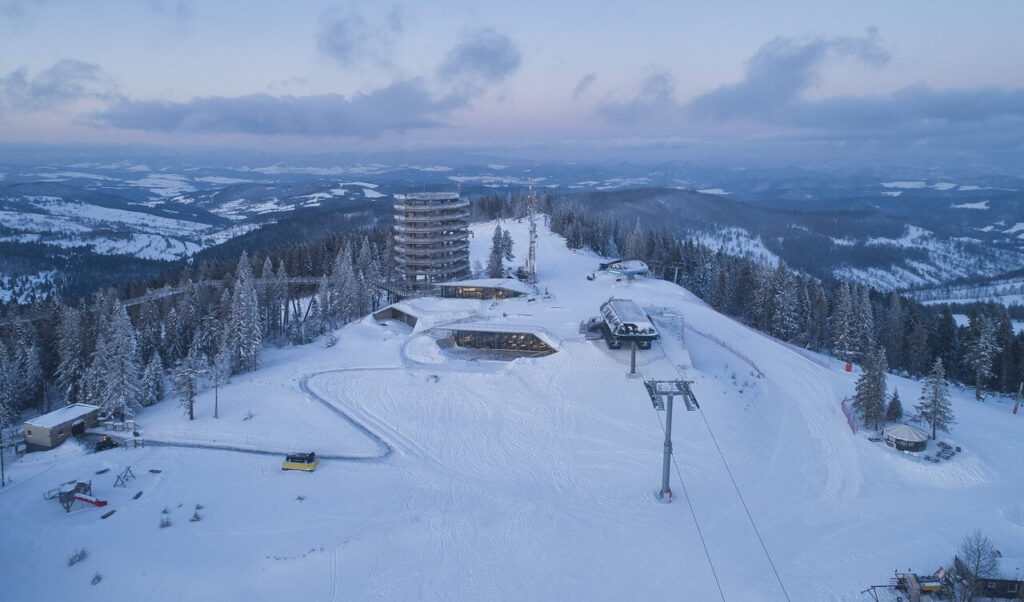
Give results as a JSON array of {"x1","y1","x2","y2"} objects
[{"x1": 109, "y1": 368, "x2": 395, "y2": 462}]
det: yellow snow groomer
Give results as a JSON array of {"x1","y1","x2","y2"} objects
[{"x1": 282, "y1": 452, "x2": 319, "y2": 471}]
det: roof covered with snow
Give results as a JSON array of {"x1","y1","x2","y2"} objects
[
  {"x1": 25, "y1": 403, "x2": 99, "y2": 429},
  {"x1": 883, "y1": 423, "x2": 929, "y2": 442},
  {"x1": 437, "y1": 278, "x2": 535, "y2": 295}
]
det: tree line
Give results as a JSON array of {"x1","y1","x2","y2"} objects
[
  {"x1": 545, "y1": 199, "x2": 1024, "y2": 398},
  {"x1": 0, "y1": 225, "x2": 394, "y2": 426}
]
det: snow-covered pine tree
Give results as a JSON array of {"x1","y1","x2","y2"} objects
[
  {"x1": 886, "y1": 389, "x2": 903, "y2": 422},
  {"x1": 906, "y1": 320, "x2": 931, "y2": 377},
  {"x1": 172, "y1": 338, "x2": 208, "y2": 421},
  {"x1": 914, "y1": 358, "x2": 954, "y2": 439},
  {"x1": 851, "y1": 285, "x2": 875, "y2": 359},
  {"x1": 140, "y1": 352, "x2": 164, "y2": 407},
  {"x1": 55, "y1": 305, "x2": 85, "y2": 405},
  {"x1": 933, "y1": 307, "x2": 959, "y2": 376},
  {"x1": 487, "y1": 225, "x2": 504, "y2": 278},
  {"x1": 274, "y1": 260, "x2": 289, "y2": 338},
  {"x1": 964, "y1": 313, "x2": 997, "y2": 400},
  {"x1": 500, "y1": 229, "x2": 514, "y2": 262},
  {"x1": 0, "y1": 341, "x2": 13, "y2": 421},
  {"x1": 883, "y1": 291, "x2": 905, "y2": 371},
  {"x1": 315, "y1": 274, "x2": 330, "y2": 333},
  {"x1": 329, "y1": 244, "x2": 356, "y2": 326},
  {"x1": 769, "y1": 260, "x2": 798, "y2": 341},
  {"x1": 993, "y1": 313, "x2": 1015, "y2": 393},
  {"x1": 97, "y1": 304, "x2": 143, "y2": 419},
  {"x1": 161, "y1": 306, "x2": 185, "y2": 365},
  {"x1": 829, "y1": 283, "x2": 854, "y2": 361},
  {"x1": 357, "y1": 237, "x2": 382, "y2": 312},
  {"x1": 622, "y1": 218, "x2": 645, "y2": 261},
  {"x1": 228, "y1": 252, "x2": 262, "y2": 374},
  {"x1": 852, "y1": 346, "x2": 887, "y2": 431}
]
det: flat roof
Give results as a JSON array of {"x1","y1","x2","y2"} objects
[
  {"x1": 437, "y1": 278, "x2": 535, "y2": 294},
  {"x1": 444, "y1": 321, "x2": 561, "y2": 350},
  {"x1": 25, "y1": 404, "x2": 100, "y2": 429},
  {"x1": 394, "y1": 192, "x2": 460, "y2": 200}
]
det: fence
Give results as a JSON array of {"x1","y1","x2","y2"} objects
[{"x1": 840, "y1": 397, "x2": 857, "y2": 434}]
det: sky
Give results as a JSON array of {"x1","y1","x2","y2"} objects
[{"x1": 1, "y1": 0, "x2": 1023, "y2": 163}]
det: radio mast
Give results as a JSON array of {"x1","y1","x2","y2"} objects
[{"x1": 526, "y1": 186, "x2": 538, "y2": 284}]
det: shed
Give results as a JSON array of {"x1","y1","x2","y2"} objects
[
  {"x1": 883, "y1": 424, "x2": 929, "y2": 452},
  {"x1": 24, "y1": 404, "x2": 101, "y2": 451},
  {"x1": 437, "y1": 278, "x2": 533, "y2": 300}
]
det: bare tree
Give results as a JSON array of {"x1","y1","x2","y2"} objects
[{"x1": 953, "y1": 530, "x2": 1000, "y2": 602}]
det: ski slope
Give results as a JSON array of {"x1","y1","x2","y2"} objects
[{"x1": 0, "y1": 219, "x2": 1021, "y2": 601}]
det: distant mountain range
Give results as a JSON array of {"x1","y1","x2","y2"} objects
[{"x1": 1, "y1": 155, "x2": 1022, "y2": 303}]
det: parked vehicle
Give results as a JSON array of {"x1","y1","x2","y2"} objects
[
  {"x1": 282, "y1": 452, "x2": 319, "y2": 472},
  {"x1": 94, "y1": 436, "x2": 118, "y2": 452}
]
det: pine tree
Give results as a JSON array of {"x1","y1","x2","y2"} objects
[
  {"x1": 329, "y1": 245, "x2": 356, "y2": 325},
  {"x1": 933, "y1": 307, "x2": 959, "y2": 376},
  {"x1": 55, "y1": 305, "x2": 85, "y2": 405},
  {"x1": 883, "y1": 291, "x2": 906, "y2": 371},
  {"x1": 769, "y1": 260, "x2": 798, "y2": 341},
  {"x1": 622, "y1": 218, "x2": 645, "y2": 261},
  {"x1": 0, "y1": 341, "x2": 14, "y2": 423},
  {"x1": 886, "y1": 389, "x2": 903, "y2": 422},
  {"x1": 140, "y1": 352, "x2": 164, "y2": 407},
  {"x1": 172, "y1": 339, "x2": 208, "y2": 421},
  {"x1": 227, "y1": 252, "x2": 262, "y2": 373},
  {"x1": 906, "y1": 320, "x2": 931, "y2": 376},
  {"x1": 829, "y1": 283, "x2": 854, "y2": 361},
  {"x1": 914, "y1": 358, "x2": 954, "y2": 439},
  {"x1": 500, "y1": 229, "x2": 514, "y2": 262},
  {"x1": 96, "y1": 304, "x2": 143, "y2": 419},
  {"x1": 964, "y1": 314, "x2": 997, "y2": 400},
  {"x1": 851, "y1": 285, "x2": 875, "y2": 359},
  {"x1": 852, "y1": 346, "x2": 887, "y2": 431},
  {"x1": 487, "y1": 225, "x2": 505, "y2": 278}
]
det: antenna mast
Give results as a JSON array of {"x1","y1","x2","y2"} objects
[{"x1": 526, "y1": 186, "x2": 538, "y2": 284}]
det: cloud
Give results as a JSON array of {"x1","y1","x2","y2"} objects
[
  {"x1": 149, "y1": 0, "x2": 193, "y2": 31},
  {"x1": 597, "y1": 71, "x2": 683, "y2": 127},
  {"x1": 93, "y1": 80, "x2": 465, "y2": 137},
  {"x1": 571, "y1": 73, "x2": 596, "y2": 101},
  {"x1": 688, "y1": 28, "x2": 889, "y2": 121},
  {"x1": 437, "y1": 28, "x2": 520, "y2": 88},
  {"x1": 0, "y1": 59, "x2": 118, "y2": 113},
  {"x1": 316, "y1": 9, "x2": 400, "y2": 68},
  {"x1": 593, "y1": 29, "x2": 1024, "y2": 154}
]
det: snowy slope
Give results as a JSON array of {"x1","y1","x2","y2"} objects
[{"x1": 1, "y1": 220, "x2": 1021, "y2": 601}]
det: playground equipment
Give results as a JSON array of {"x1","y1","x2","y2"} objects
[
  {"x1": 282, "y1": 452, "x2": 319, "y2": 472},
  {"x1": 113, "y1": 466, "x2": 136, "y2": 488},
  {"x1": 45, "y1": 480, "x2": 108, "y2": 513}
]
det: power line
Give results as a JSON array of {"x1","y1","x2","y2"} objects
[
  {"x1": 655, "y1": 411, "x2": 726, "y2": 602},
  {"x1": 700, "y1": 407, "x2": 786, "y2": 597}
]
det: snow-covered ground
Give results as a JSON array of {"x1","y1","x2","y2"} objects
[{"x1": 1, "y1": 219, "x2": 1022, "y2": 601}]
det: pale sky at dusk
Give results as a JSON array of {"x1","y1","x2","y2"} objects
[{"x1": 2, "y1": 0, "x2": 1023, "y2": 160}]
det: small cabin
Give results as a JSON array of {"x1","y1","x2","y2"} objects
[{"x1": 24, "y1": 404, "x2": 101, "y2": 451}]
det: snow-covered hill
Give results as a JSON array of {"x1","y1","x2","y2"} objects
[{"x1": 1, "y1": 221, "x2": 1022, "y2": 601}]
